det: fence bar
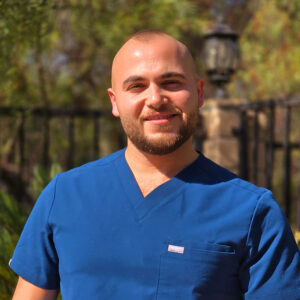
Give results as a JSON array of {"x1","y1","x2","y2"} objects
[
  {"x1": 252, "y1": 109, "x2": 259, "y2": 184},
  {"x1": 18, "y1": 112, "x2": 26, "y2": 177},
  {"x1": 42, "y1": 113, "x2": 50, "y2": 168},
  {"x1": 93, "y1": 116, "x2": 100, "y2": 159},
  {"x1": 238, "y1": 110, "x2": 248, "y2": 180},
  {"x1": 282, "y1": 104, "x2": 291, "y2": 219},
  {"x1": 67, "y1": 116, "x2": 75, "y2": 170},
  {"x1": 298, "y1": 165, "x2": 300, "y2": 231},
  {"x1": 266, "y1": 103, "x2": 275, "y2": 190}
]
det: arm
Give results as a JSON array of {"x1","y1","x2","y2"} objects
[
  {"x1": 240, "y1": 191, "x2": 300, "y2": 299},
  {"x1": 12, "y1": 277, "x2": 59, "y2": 300},
  {"x1": 10, "y1": 176, "x2": 60, "y2": 296}
]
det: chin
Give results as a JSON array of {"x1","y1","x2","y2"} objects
[{"x1": 132, "y1": 133, "x2": 190, "y2": 155}]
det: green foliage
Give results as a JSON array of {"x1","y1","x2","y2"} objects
[
  {"x1": 0, "y1": 190, "x2": 29, "y2": 299},
  {"x1": 1, "y1": 0, "x2": 300, "y2": 106},
  {"x1": 31, "y1": 162, "x2": 62, "y2": 198},
  {"x1": 0, "y1": 161, "x2": 62, "y2": 298},
  {"x1": 230, "y1": 0, "x2": 300, "y2": 99},
  {"x1": 1, "y1": 0, "x2": 299, "y2": 107},
  {"x1": 0, "y1": 0, "x2": 56, "y2": 106},
  {"x1": 0, "y1": 0, "x2": 204, "y2": 108}
]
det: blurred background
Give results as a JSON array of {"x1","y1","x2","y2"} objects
[{"x1": 1, "y1": 0, "x2": 300, "y2": 298}]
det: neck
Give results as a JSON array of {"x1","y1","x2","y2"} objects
[{"x1": 125, "y1": 138, "x2": 199, "y2": 196}]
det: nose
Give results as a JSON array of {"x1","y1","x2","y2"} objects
[{"x1": 145, "y1": 84, "x2": 167, "y2": 108}]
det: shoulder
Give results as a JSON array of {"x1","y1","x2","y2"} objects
[
  {"x1": 43, "y1": 149, "x2": 126, "y2": 197},
  {"x1": 194, "y1": 153, "x2": 269, "y2": 199},
  {"x1": 188, "y1": 153, "x2": 280, "y2": 226},
  {"x1": 40, "y1": 149, "x2": 126, "y2": 217},
  {"x1": 64, "y1": 148, "x2": 125, "y2": 173},
  {"x1": 57, "y1": 148, "x2": 125, "y2": 180}
]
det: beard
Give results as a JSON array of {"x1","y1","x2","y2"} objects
[{"x1": 120, "y1": 109, "x2": 199, "y2": 155}]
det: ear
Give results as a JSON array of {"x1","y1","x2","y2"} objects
[
  {"x1": 107, "y1": 88, "x2": 120, "y2": 117},
  {"x1": 196, "y1": 78, "x2": 204, "y2": 108}
]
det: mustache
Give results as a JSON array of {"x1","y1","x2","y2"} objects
[{"x1": 141, "y1": 107, "x2": 182, "y2": 118}]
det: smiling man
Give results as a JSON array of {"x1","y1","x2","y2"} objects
[
  {"x1": 108, "y1": 32, "x2": 201, "y2": 157},
  {"x1": 107, "y1": 32, "x2": 204, "y2": 196},
  {"x1": 10, "y1": 30, "x2": 300, "y2": 300}
]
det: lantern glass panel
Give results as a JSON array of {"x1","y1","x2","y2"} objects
[
  {"x1": 204, "y1": 37, "x2": 239, "y2": 71},
  {"x1": 203, "y1": 38, "x2": 219, "y2": 70},
  {"x1": 216, "y1": 39, "x2": 229, "y2": 71}
]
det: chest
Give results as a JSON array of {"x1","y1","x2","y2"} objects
[{"x1": 51, "y1": 184, "x2": 246, "y2": 299}]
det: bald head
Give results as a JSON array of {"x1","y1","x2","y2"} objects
[
  {"x1": 107, "y1": 30, "x2": 204, "y2": 155},
  {"x1": 111, "y1": 31, "x2": 198, "y2": 89}
]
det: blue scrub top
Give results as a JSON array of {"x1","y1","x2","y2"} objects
[{"x1": 10, "y1": 149, "x2": 300, "y2": 299}]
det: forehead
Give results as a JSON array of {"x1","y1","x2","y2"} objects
[{"x1": 111, "y1": 36, "x2": 194, "y2": 88}]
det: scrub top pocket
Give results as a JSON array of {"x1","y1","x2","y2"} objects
[{"x1": 156, "y1": 242, "x2": 241, "y2": 300}]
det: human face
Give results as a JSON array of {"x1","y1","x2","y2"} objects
[{"x1": 108, "y1": 35, "x2": 204, "y2": 155}]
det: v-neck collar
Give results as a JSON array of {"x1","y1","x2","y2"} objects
[{"x1": 112, "y1": 149, "x2": 201, "y2": 222}]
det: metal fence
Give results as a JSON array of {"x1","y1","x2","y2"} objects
[
  {"x1": 1, "y1": 99, "x2": 300, "y2": 239},
  {"x1": 0, "y1": 106, "x2": 125, "y2": 202},
  {"x1": 233, "y1": 97, "x2": 300, "y2": 239}
]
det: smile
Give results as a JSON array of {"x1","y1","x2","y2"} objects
[
  {"x1": 144, "y1": 113, "x2": 179, "y2": 121},
  {"x1": 143, "y1": 113, "x2": 179, "y2": 125}
]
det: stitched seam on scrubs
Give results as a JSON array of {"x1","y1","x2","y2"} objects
[
  {"x1": 200, "y1": 156, "x2": 264, "y2": 196},
  {"x1": 46, "y1": 174, "x2": 59, "y2": 232},
  {"x1": 245, "y1": 288, "x2": 300, "y2": 299},
  {"x1": 10, "y1": 258, "x2": 59, "y2": 289},
  {"x1": 230, "y1": 181, "x2": 268, "y2": 197},
  {"x1": 245, "y1": 190, "x2": 270, "y2": 254},
  {"x1": 155, "y1": 255, "x2": 163, "y2": 299}
]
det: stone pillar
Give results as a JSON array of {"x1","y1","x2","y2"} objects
[
  {"x1": 198, "y1": 98, "x2": 268, "y2": 186},
  {"x1": 199, "y1": 98, "x2": 247, "y2": 176}
]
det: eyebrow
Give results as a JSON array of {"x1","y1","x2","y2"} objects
[
  {"x1": 122, "y1": 72, "x2": 186, "y2": 89},
  {"x1": 122, "y1": 76, "x2": 145, "y2": 89},
  {"x1": 161, "y1": 72, "x2": 186, "y2": 80}
]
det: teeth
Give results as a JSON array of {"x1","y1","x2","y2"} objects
[
  {"x1": 147, "y1": 114, "x2": 174, "y2": 120},
  {"x1": 153, "y1": 116, "x2": 169, "y2": 119}
]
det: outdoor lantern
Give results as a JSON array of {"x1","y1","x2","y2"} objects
[{"x1": 203, "y1": 21, "x2": 240, "y2": 98}]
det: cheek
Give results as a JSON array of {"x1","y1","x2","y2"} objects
[
  {"x1": 173, "y1": 90, "x2": 195, "y2": 109},
  {"x1": 117, "y1": 94, "x2": 144, "y2": 118}
]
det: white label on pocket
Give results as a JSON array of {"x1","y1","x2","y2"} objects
[{"x1": 168, "y1": 244, "x2": 184, "y2": 254}]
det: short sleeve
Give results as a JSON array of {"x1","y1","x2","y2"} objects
[
  {"x1": 240, "y1": 191, "x2": 300, "y2": 299},
  {"x1": 9, "y1": 175, "x2": 60, "y2": 289}
]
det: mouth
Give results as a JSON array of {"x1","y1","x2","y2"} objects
[{"x1": 144, "y1": 113, "x2": 179, "y2": 121}]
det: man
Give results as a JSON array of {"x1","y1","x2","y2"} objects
[{"x1": 11, "y1": 30, "x2": 300, "y2": 299}]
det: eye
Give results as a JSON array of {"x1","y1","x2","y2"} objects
[
  {"x1": 127, "y1": 83, "x2": 146, "y2": 91},
  {"x1": 164, "y1": 80, "x2": 180, "y2": 85},
  {"x1": 161, "y1": 80, "x2": 183, "y2": 90}
]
